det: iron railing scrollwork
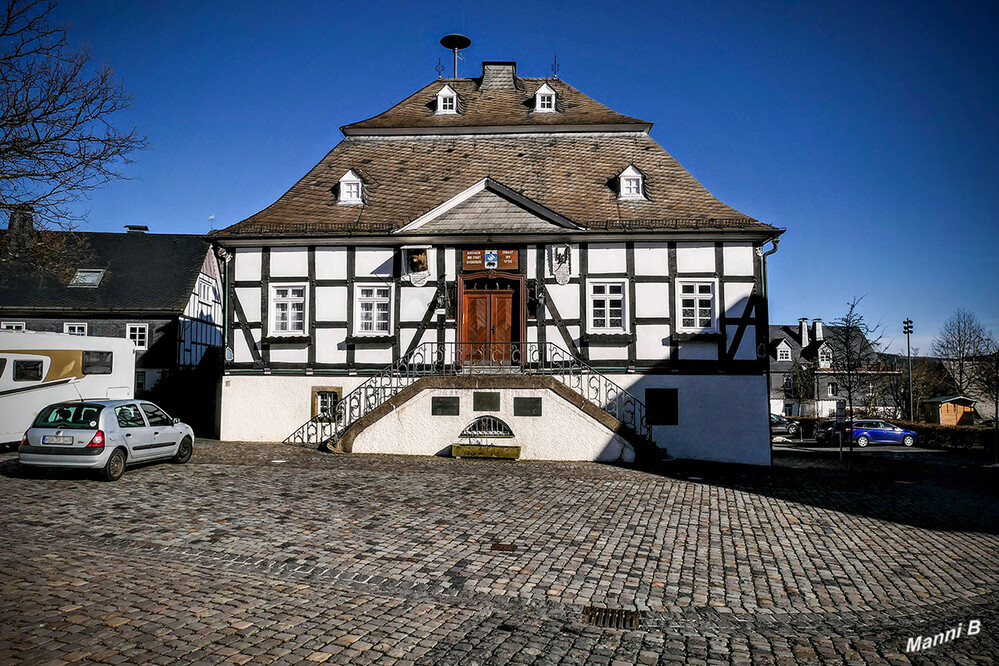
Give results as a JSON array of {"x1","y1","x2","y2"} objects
[{"x1": 283, "y1": 342, "x2": 651, "y2": 451}]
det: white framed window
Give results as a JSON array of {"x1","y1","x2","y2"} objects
[
  {"x1": 1, "y1": 321, "x2": 25, "y2": 331},
  {"x1": 586, "y1": 279, "x2": 628, "y2": 333},
  {"x1": 269, "y1": 283, "x2": 308, "y2": 335},
  {"x1": 354, "y1": 284, "x2": 393, "y2": 335},
  {"x1": 828, "y1": 381, "x2": 838, "y2": 397},
  {"x1": 676, "y1": 280, "x2": 717, "y2": 332},
  {"x1": 435, "y1": 84, "x2": 458, "y2": 114},
  {"x1": 534, "y1": 83, "x2": 557, "y2": 113},
  {"x1": 618, "y1": 165, "x2": 646, "y2": 201},
  {"x1": 69, "y1": 269, "x2": 105, "y2": 287},
  {"x1": 127, "y1": 324, "x2": 148, "y2": 350},
  {"x1": 818, "y1": 346, "x2": 832, "y2": 368},
  {"x1": 777, "y1": 347, "x2": 791, "y2": 361},
  {"x1": 64, "y1": 322, "x2": 87, "y2": 336},
  {"x1": 338, "y1": 170, "x2": 363, "y2": 205}
]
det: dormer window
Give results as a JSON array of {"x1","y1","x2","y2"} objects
[
  {"x1": 338, "y1": 170, "x2": 363, "y2": 205},
  {"x1": 618, "y1": 165, "x2": 646, "y2": 201},
  {"x1": 818, "y1": 346, "x2": 833, "y2": 368},
  {"x1": 435, "y1": 84, "x2": 458, "y2": 115},
  {"x1": 534, "y1": 83, "x2": 557, "y2": 113}
]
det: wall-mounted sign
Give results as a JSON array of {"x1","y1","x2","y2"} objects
[{"x1": 463, "y1": 249, "x2": 518, "y2": 271}]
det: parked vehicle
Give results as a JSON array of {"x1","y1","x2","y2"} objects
[
  {"x1": 770, "y1": 414, "x2": 800, "y2": 438},
  {"x1": 0, "y1": 331, "x2": 135, "y2": 446},
  {"x1": 824, "y1": 420, "x2": 917, "y2": 448},
  {"x1": 18, "y1": 399, "x2": 193, "y2": 481},
  {"x1": 814, "y1": 420, "x2": 837, "y2": 445}
]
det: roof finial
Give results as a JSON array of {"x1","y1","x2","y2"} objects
[
  {"x1": 435, "y1": 57, "x2": 445, "y2": 79},
  {"x1": 551, "y1": 53, "x2": 559, "y2": 79}
]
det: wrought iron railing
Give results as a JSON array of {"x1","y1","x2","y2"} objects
[{"x1": 284, "y1": 342, "x2": 651, "y2": 452}]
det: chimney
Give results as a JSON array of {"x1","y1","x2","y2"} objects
[
  {"x1": 7, "y1": 206, "x2": 34, "y2": 234},
  {"x1": 480, "y1": 61, "x2": 517, "y2": 89},
  {"x1": 799, "y1": 318, "x2": 809, "y2": 347},
  {"x1": 124, "y1": 225, "x2": 149, "y2": 234},
  {"x1": 813, "y1": 318, "x2": 824, "y2": 341}
]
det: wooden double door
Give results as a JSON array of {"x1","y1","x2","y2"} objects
[{"x1": 459, "y1": 274, "x2": 524, "y2": 365}]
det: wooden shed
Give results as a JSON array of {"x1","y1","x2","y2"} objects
[{"x1": 921, "y1": 396, "x2": 977, "y2": 426}]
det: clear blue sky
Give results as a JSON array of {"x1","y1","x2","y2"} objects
[{"x1": 54, "y1": 0, "x2": 998, "y2": 354}]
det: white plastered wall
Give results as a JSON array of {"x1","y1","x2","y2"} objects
[
  {"x1": 351, "y1": 387, "x2": 634, "y2": 463},
  {"x1": 608, "y1": 373, "x2": 771, "y2": 466}
]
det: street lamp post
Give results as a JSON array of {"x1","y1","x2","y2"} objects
[{"x1": 903, "y1": 319, "x2": 914, "y2": 420}]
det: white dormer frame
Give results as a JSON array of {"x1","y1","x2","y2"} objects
[
  {"x1": 818, "y1": 343, "x2": 833, "y2": 368},
  {"x1": 435, "y1": 84, "x2": 458, "y2": 115},
  {"x1": 618, "y1": 165, "x2": 646, "y2": 201},
  {"x1": 534, "y1": 83, "x2": 557, "y2": 113},
  {"x1": 776, "y1": 340, "x2": 792, "y2": 362},
  {"x1": 338, "y1": 170, "x2": 363, "y2": 205}
]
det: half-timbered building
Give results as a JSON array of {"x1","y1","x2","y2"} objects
[{"x1": 212, "y1": 60, "x2": 783, "y2": 465}]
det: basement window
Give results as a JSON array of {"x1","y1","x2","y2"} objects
[{"x1": 460, "y1": 416, "x2": 514, "y2": 438}]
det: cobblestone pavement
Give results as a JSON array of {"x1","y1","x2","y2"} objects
[{"x1": 1, "y1": 441, "x2": 997, "y2": 665}]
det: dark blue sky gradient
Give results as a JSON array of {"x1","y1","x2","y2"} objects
[{"x1": 54, "y1": 0, "x2": 998, "y2": 353}]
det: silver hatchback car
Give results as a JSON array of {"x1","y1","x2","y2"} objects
[{"x1": 19, "y1": 400, "x2": 195, "y2": 481}]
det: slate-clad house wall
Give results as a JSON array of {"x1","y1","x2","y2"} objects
[
  {"x1": 0, "y1": 230, "x2": 224, "y2": 433},
  {"x1": 213, "y1": 60, "x2": 784, "y2": 465}
]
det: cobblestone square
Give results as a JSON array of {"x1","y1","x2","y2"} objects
[{"x1": 1, "y1": 441, "x2": 997, "y2": 664}]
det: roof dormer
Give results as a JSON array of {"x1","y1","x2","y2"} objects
[
  {"x1": 338, "y1": 170, "x2": 363, "y2": 205},
  {"x1": 617, "y1": 165, "x2": 646, "y2": 201},
  {"x1": 534, "y1": 82, "x2": 557, "y2": 113},
  {"x1": 435, "y1": 84, "x2": 458, "y2": 115}
]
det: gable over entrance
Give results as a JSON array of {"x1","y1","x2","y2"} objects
[{"x1": 395, "y1": 178, "x2": 581, "y2": 234}]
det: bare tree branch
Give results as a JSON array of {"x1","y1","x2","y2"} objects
[
  {"x1": 932, "y1": 309, "x2": 988, "y2": 395},
  {"x1": 1, "y1": 0, "x2": 146, "y2": 279}
]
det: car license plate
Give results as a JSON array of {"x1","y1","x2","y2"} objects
[{"x1": 42, "y1": 435, "x2": 73, "y2": 445}]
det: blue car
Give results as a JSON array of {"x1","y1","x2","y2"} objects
[{"x1": 849, "y1": 420, "x2": 916, "y2": 447}]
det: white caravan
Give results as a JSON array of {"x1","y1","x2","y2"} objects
[{"x1": 0, "y1": 330, "x2": 135, "y2": 444}]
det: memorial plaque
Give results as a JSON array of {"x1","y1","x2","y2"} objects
[
  {"x1": 431, "y1": 396, "x2": 460, "y2": 416},
  {"x1": 513, "y1": 397, "x2": 542, "y2": 417},
  {"x1": 473, "y1": 391, "x2": 501, "y2": 411}
]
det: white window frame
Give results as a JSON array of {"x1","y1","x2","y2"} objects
[
  {"x1": 818, "y1": 345, "x2": 832, "y2": 368},
  {"x1": 268, "y1": 282, "x2": 309, "y2": 336},
  {"x1": 618, "y1": 165, "x2": 646, "y2": 201},
  {"x1": 676, "y1": 279, "x2": 718, "y2": 333},
  {"x1": 586, "y1": 279, "x2": 629, "y2": 334},
  {"x1": 68, "y1": 268, "x2": 105, "y2": 287},
  {"x1": 1, "y1": 321, "x2": 25, "y2": 331},
  {"x1": 353, "y1": 283, "x2": 394, "y2": 336},
  {"x1": 534, "y1": 83, "x2": 557, "y2": 113},
  {"x1": 777, "y1": 347, "x2": 791, "y2": 362},
  {"x1": 828, "y1": 381, "x2": 838, "y2": 397},
  {"x1": 338, "y1": 170, "x2": 363, "y2": 205},
  {"x1": 127, "y1": 324, "x2": 148, "y2": 350},
  {"x1": 64, "y1": 322, "x2": 88, "y2": 336},
  {"x1": 435, "y1": 84, "x2": 458, "y2": 115}
]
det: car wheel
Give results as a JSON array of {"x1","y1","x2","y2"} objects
[
  {"x1": 902, "y1": 435, "x2": 915, "y2": 447},
  {"x1": 173, "y1": 437, "x2": 193, "y2": 464},
  {"x1": 856, "y1": 435, "x2": 869, "y2": 448},
  {"x1": 101, "y1": 448, "x2": 126, "y2": 481},
  {"x1": 787, "y1": 423, "x2": 799, "y2": 437}
]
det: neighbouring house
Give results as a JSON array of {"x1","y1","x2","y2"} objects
[
  {"x1": 211, "y1": 58, "x2": 784, "y2": 465},
  {"x1": 921, "y1": 395, "x2": 977, "y2": 426},
  {"x1": 769, "y1": 318, "x2": 900, "y2": 417},
  {"x1": 0, "y1": 226, "x2": 224, "y2": 434}
]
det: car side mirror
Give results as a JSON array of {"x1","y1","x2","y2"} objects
[{"x1": 172, "y1": 417, "x2": 180, "y2": 425}]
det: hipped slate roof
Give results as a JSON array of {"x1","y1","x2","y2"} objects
[
  {"x1": 218, "y1": 133, "x2": 773, "y2": 236},
  {"x1": 0, "y1": 232, "x2": 209, "y2": 314},
  {"x1": 342, "y1": 77, "x2": 650, "y2": 133}
]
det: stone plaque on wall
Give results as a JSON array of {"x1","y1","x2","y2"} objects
[
  {"x1": 431, "y1": 396, "x2": 460, "y2": 416},
  {"x1": 473, "y1": 391, "x2": 501, "y2": 411},
  {"x1": 513, "y1": 397, "x2": 542, "y2": 417}
]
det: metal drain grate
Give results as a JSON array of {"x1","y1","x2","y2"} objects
[{"x1": 582, "y1": 606, "x2": 642, "y2": 630}]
